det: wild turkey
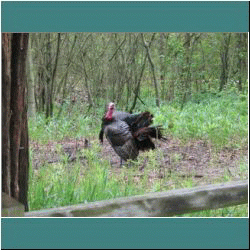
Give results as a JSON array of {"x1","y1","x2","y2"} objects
[
  {"x1": 99, "y1": 102, "x2": 153, "y2": 143},
  {"x1": 99, "y1": 102, "x2": 166, "y2": 165}
]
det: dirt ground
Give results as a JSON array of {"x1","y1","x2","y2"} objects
[{"x1": 30, "y1": 135, "x2": 248, "y2": 187}]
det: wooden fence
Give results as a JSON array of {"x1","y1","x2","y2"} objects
[{"x1": 20, "y1": 180, "x2": 248, "y2": 217}]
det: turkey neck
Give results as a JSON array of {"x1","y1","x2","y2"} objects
[{"x1": 105, "y1": 108, "x2": 114, "y2": 121}]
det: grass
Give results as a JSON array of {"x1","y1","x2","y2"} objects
[
  {"x1": 28, "y1": 90, "x2": 248, "y2": 216},
  {"x1": 178, "y1": 204, "x2": 248, "y2": 217},
  {"x1": 152, "y1": 91, "x2": 248, "y2": 150},
  {"x1": 29, "y1": 150, "x2": 144, "y2": 211}
]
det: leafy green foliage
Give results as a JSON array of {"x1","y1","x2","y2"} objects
[
  {"x1": 28, "y1": 90, "x2": 248, "y2": 216},
  {"x1": 29, "y1": 101, "x2": 102, "y2": 143},
  {"x1": 150, "y1": 90, "x2": 248, "y2": 150}
]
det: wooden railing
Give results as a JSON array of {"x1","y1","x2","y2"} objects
[{"x1": 19, "y1": 180, "x2": 248, "y2": 217}]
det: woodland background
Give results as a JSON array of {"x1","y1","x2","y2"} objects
[{"x1": 2, "y1": 32, "x2": 248, "y2": 216}]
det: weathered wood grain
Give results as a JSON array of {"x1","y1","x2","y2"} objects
[{"x1": 24, "y1": 180, "x2": 248, "y2": 217}]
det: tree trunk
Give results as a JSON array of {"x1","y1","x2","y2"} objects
[
  {"x1": 181, "y1": 33, "x2": 192, "y2": 109},
  {"x1": 19, "y1": 105, "x2": 30, "y2": 211},
  {"x1": 236, "y1": 33, "x2": 243, "y2": 92},
  {"x1": 159, "y1": 33, "x2": 168, "y2": 99},
  {"x1": 141, "y1": 33, "x2": 160, "y2": 107},
  {"x1": 219, "y1": 33, "x2": 231, "y2": 92},
  {"x1": 27, "y1": 37, "x2": 36, "y2": 117},
  {"x1": 129, "y1": 52, "x2": 147, "y2": 113},
  {"x1": 2, "y1": 33, "x2": 12, "y2": 196},
  {"x1": 2, "y1": 33, "x2": 30, "y2": 211},
  {"x1": 45, "y1": 33, "x2": 52, "y2": 119},
  {"x1": 49, "y1": 33, "x2": 61, "y2": 117}
]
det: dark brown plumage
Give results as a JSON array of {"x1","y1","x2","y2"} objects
[{"x1": 99, "y1": 102, "x2": 166, "y2": 164}]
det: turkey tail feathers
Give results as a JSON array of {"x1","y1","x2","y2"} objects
[
  {"x1": 133, "y1": 125, "x2": 167, "y2": 151},
  {"x1": 134, "y1": 125, "x2": 166, "y2": 141}
]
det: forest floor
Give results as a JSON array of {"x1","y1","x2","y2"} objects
[{"x1": 30, "y1": 135, "x2": 248, "y2": 188}]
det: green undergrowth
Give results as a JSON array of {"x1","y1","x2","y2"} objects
[
  {"x1": 152, "y1": 90, "x2": 248, "y2": 150},
  {"x1": 29, "y1": 102, "x2": 102, "y2": 143},
  {"x1": 28, "y1": 142, "x2": 148, "y2": 211},
  {"x1": 28, "y1": 91, "x2": 248, "y2": 216},
  {"x1": 28, "y1": 142, "x2": 248, "y2": 216},
  {"x1": 29, "y1": 90, "x2": 248, "y2": 150}
]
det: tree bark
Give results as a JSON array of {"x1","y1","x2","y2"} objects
[
  {"x1": 159, "y1": 33, "x2": 168, "y2": 99},
  {"x1": 45, "y1": 33, "x2": 52, "y2": 119},
  {"x1": 27, "y1": 36, "x2": 36, "y2": 117},
  {"x1": 129, "y1": 52, "x2": 147, "y2": 113},
  {"x1": 48, "y1": 33, "x2": 61, "y2": 117},
  {"x1": 219, "y1": 33, "x2": 231, "y2": 92},
  {"x1": 181, "y1": 33, "x2": 192, "y2": 109},
  {"x1": 19, "y1": 105, "x2": 30, "y2": 211},
  {"x1": 236, "y1": 33, "x2": 243, "y2": 92},
  {"x1": 2, "y1": 33, "x2": 12, "y2": 195},
  {"x1": 141, "y1": 33, "x2": 160, "y2": 107},
  {"x1": 2, "y1": 33, "x2": 30, "y2": 211}
]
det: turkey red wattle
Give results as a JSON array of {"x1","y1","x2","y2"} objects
[{"x1": 105, "y1": 102, "x2": 115, "y2": 120}]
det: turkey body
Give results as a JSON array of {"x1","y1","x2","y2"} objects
[
  {"x1": 99, "y1": 103, "x2": 165, "y2": 163},
  {"x1": 104, "y1": 119, "x2": 139, "y2": 161}
]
